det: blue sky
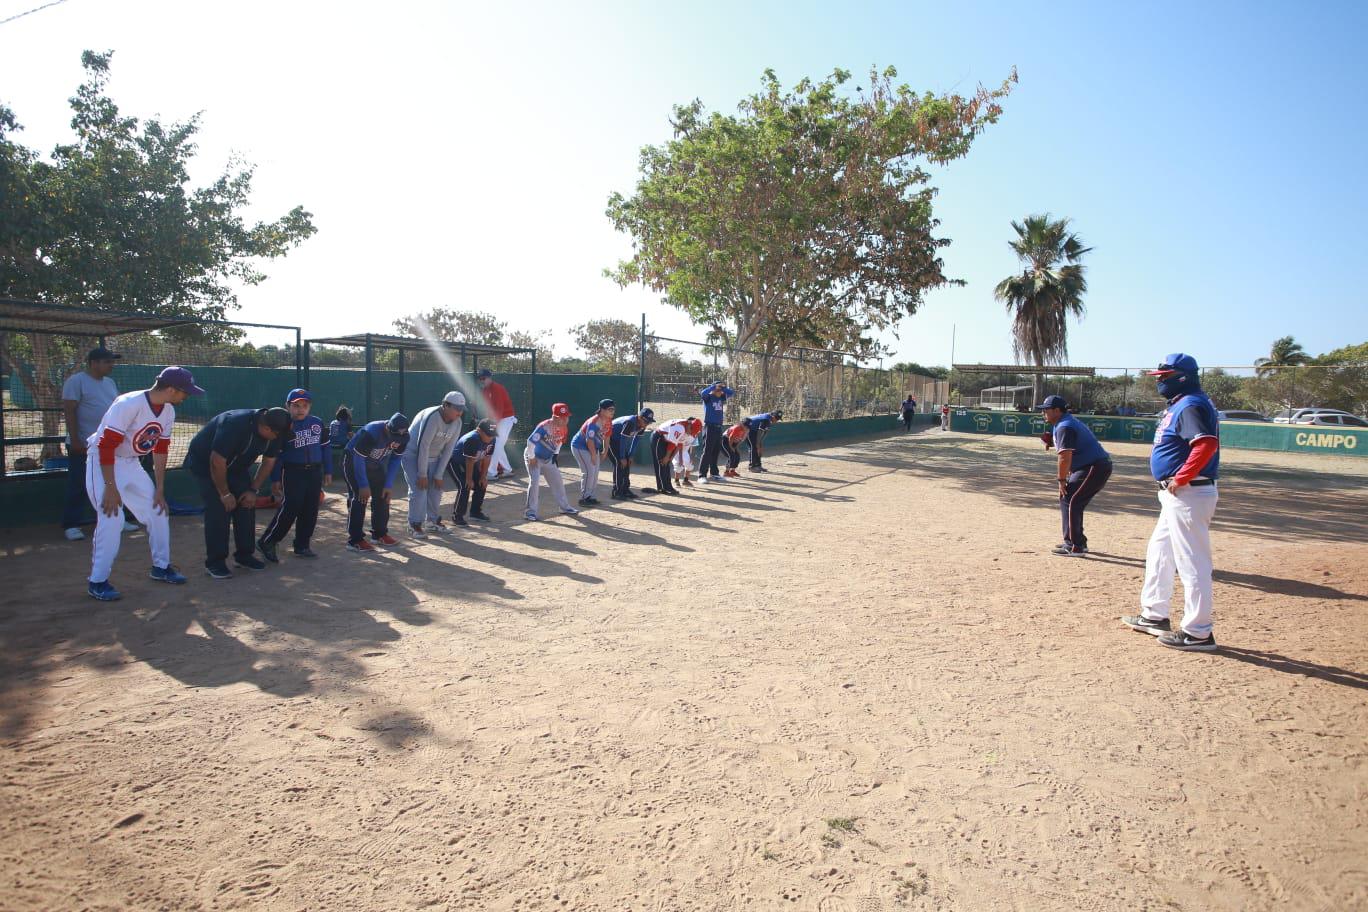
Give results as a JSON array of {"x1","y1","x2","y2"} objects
[{"x1": 1, "y1": 0, "x2": 1364, "y2": 369}]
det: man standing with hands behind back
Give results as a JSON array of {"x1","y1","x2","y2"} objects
[
  {"x1": 477, "y1": 368, "x2": 517, "y2": 480},
  {"x1": 61, "y1": 346, "x2": 139, "y2": 540}
]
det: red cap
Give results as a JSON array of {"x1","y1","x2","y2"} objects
[{"x1": 551, "y1": 402, "x2": 570, "y2": 418}]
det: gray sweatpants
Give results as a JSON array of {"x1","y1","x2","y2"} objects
[
  {"x1": 525, "y1": 455, "x2": 573, "y2": 516},
  {"x1": 571, "y1": 446, "x2": 601, "y2": 499}
]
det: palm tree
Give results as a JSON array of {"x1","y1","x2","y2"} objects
[
  {"x1": 1254, "y1": 336, "x2": 1310, "y2": 378},
  {"x1": 994, "y1": 214, "x2": 1092, "y2": 402}
]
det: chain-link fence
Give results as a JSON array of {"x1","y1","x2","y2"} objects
[
  {"x1": 2, "y1": 315, "x2": 301, "y2": 477},
  {"x1": 640, "y1": 334, "x2": 946, "y2": 425},
  {"x1": 949, "y1": 363, "x2": 1368, "y2": 421}
]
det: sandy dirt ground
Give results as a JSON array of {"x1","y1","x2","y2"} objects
[{"x1": 2, "y1": 429, "x2": 1366, "y2": 912}]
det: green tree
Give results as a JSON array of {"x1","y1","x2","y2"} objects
[
  {"x1": 890, "y1": 361, "x2": 949, "y2": 379},
  {"x1": 392, "y1": 307, "x2": 506, "y2": 346},
  {"x1": 607, "y1": 65, "x2": 1015, "y2": 384},
  {"x1": 1313, "y1": 341, "x2": 1368, "y2": 365},
  {"x1": 994, "y1": 214, "x2": 1092, "y2": 402},
  {"x1": 1254, "y1": 335, "x2": 1310, "y2": 377},
  {"x1": 0, "y1": 50, "x2": 315, "y2": 455},
  {"x1": 572, "y1": 318, "x2": 640, "y2": 372}
]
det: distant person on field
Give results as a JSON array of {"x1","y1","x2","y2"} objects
[
  {"x1": 84, "y1": 367, "x2": 203, "y2": 601},
  {"x1": 940, "y1": 404, "x2": 951, "y2": 431},
  {"x1": 477, "y1": 368, "x2": 518, "y2": 480},
  {"x1": 901, "y1": 395, "x2": 917, "y2": 431},
  {"x1": 61, "y1": 346, "x2": 139, "y2": 540},
  {"x1": 697, "y1": 380, "x2": 736, "y2": 483}
]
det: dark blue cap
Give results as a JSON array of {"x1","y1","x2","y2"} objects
[
  {"x1": 285, "y1": 388, "x2": 311, "y2": 403},
  {"x1": 476, "y1": 368, "x2": 493, "y2": 379},
  {"x1": 1145, "y1": 353, "x2": 1199, "y2": 375},
  {"x1": 1037, "y1": 395, "x2": 1069, "y2": 410},
  {"x1": 598, "y1": 398, "x2": 616, "y2": 410},
  {"x1": 387, "y1": 412, "x2": 410, "y2": 434},
  {"x1": 639, "y1": 407, "x2": 655, "y2": 422}
]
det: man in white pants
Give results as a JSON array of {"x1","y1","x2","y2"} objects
[
  {"x1": 477, "y1": 368, "x2": 517, "y2": 480},
  {"x1": 523, "y1": 402, "x2": 578, "y2": 521},
  {"x1": 401, "y1": 391, "x2": 466, "y2": 537},
  {"x1": 85, "y1": 366, "x2": 204, "y2": 601},
  {"x1": 1122, "y1": 353, "x2": 1221, "y2": 651}
]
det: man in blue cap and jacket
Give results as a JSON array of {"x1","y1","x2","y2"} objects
[
  {"x1": 1038, "y1": 395, "x2": 1112, "y2": 556},
  {"x1": 342, "y1": 412, "x2": 410, "y2": 552}
]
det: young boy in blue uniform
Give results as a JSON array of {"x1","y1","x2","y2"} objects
[
  {"x1": 259, "y1": 388, "x2": 333, "y2": 561},
  {"x1": 446, "y1": 419, "x2": 497, "y2": 526},
  {"x1": 343, "y1": 412, "x2": 409, "y2": 552}
]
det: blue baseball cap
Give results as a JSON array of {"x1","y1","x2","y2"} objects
[
  {"x1": 285, "y1": 388, "x2": 312, "y2": 403},
  {"x1": 476, "y1": 368, "x2": 493, "y2": 379},
  {"x1": 639, "y1": 407, "x2": 655, "y2": 423},
  {"x1": 386, "y1": 412, "x2": 410, "y2": 434},
  {"x1": 598, "y1": 398, "x2": 616, "y2": 410},
  {"x1": 1036, "y1": 395, "x2": 1068, "y2": 410},
  {"x1": 155, "y1": 366, "x2": 205, "y2": 395},
  {"x1": 1145, "y1": 353, "x2": 1199, "y2": 376}
]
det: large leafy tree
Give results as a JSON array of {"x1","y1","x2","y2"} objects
[
  {"x1": 392, "y1": 308, "x2": 507, "y2": 346},
  {"x1": 571, "y1": 318, "x2": 640, "y2": 372},
  {"x1": 1254, "y1": 335, "x2": 1310, "y2": 377},
  {"x1": 994, "y1": 214, "x2": 1092, "y2": 403},
  {"x1": 607, "y1": 65, "x2": 1015, "y2": 375},
  {"x1": 1, "y1": 51, "x2": 315, "y2": 451}
]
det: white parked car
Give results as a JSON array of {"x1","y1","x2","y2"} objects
[{"x1": 1281, "y1": 408, "x2": 1368, "y2": 427}]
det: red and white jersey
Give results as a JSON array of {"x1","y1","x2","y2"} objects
[
  {"x1": 88, "y1": 391, "x2": 175, "y2": 459},
  {"x1": 658, "y1": 419, "x2": 694, "y2": 447},
  {"x1": 723, "y1": 423, "x2": 748, "y2": 444}
]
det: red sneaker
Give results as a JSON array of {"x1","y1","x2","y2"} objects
[
  {"x1": 347, "y1": 539, "x2": 375, "y2": 553},
  {"x1": 371, "y1": 534, "x2": 398, "y2": 546}
]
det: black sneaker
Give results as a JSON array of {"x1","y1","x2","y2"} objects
[
  {"x1": 1157, "y1": 630, "x2": 1217, "y2": 652},
  {"x1": 257, "y1": 538, "x2": 279, "y2": 563},
  {"x1": 1121, "y1": 615, "x2": 1171, "y2": 636},
  {"x1": 624, "y1": 490, "x2": 639, "y2": 499},
  {"x1": 469, "y1": 510, "x2": 490, "y2": 522},
  {"x1": 1051, "y1": 544, "x2": 1088, "y2": 557},
  {"x1": 235, "y1": 554, "x2": 267, "y2": 571},
  {"x1": 452, "y1": 515, "x2": 469, "y2": 527},
  {"x1": 205, "y1": 563, "x2": 233, "y2": 580},
  {"x1": 293, "y1": 546, "x2": 318, "y2": 558}
]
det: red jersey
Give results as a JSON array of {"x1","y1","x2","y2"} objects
[
  {"x1": 482, "y1": 381, "x2": 515, "y2": 420},
  {"x1": 723, "y1": 423, "x2": 748, "y2": 444}
]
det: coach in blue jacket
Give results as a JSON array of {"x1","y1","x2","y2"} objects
[
  {"x1": 608, "y1": 408, "x2": 654, "y2": 499},
  {"x1": 1038, "y1": 395, "x2": 1112, "y2": 556},
  {"x1": 697, "y1": 381, "x2": 735, "y2": 483}
]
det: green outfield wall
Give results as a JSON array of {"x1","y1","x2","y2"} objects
[{"x1": 949, "y1": 408, "x2": 1367, "y2": 457}]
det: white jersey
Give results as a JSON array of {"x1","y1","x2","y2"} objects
[
  {"x1": 658, "y1": 420, "x2": 694, "y2": 447},
  {"x1": 87, "y1": 390, "x2": 176, "y2": 459}
]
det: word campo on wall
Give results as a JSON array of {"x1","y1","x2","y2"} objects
[{"x1": 1294, "y1": 431, "x2": 1359, "y2": 450}]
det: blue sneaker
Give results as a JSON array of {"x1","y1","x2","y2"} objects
[
  {"x1": 88, "y1": 580, "x2": 122, "y2": 601},
  {"x1": 149, "y1": 565, "x2": 188, "y2": 584}
]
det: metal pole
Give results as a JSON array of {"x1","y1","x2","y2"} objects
[
  {"x1": 364, "y1": 334, "x2": 374, "y2": 422},
  {"x1": 638, "y1": 313, "x2": 647, "y2": 414},
  {"x1": 303, "y1": 341, "x2": 312, "y2": 388},
  {"x1": 0, "y1": 330, "x2": 7, "y2": 481},
  {"x1": 295, "y1": 328, "x2": 302, "y2": 386},
  {"x1": 398, "y1": 348, "x2": 406, "y2": 417}
]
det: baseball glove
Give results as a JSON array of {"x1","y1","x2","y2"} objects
[{"x1": 1039, "y1": 432, "x2": 1053, "y2": 449}]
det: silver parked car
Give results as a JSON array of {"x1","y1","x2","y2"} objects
[{"x1": 1216, "y1": 409, "x2": 1270, "y2": 422}]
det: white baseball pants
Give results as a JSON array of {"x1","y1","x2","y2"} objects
[
  {"x1": 86, "y1": 456, "x2": 171, "y2": 584},
  {"x1": 571, "y1": 446, "x2": 601, "y2": 499},
  {"x1": 524, "y1": 453, "x2": 573, "y2": 516},
  {"x1": 1139, "y1": 484, "x2": 1219, "y2": 638},
  {"x1": 401, "y1": 452, "x2": 445, "y2": 526},
  {"x1": 488, "y1": 416, "x2": 516, "y2": 478}
]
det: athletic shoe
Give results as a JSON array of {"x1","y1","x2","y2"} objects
[
  {"x1": 409, "y1": 523, "x2": 428, "y2": 539},
  {"x1": 682, "y1": 477, "x2": 694, "y2": 487},
  {"x1": 562, "y1": 506, "x2": 579, "y2": 515},
  {"x1": 524, "y1": 510, "x2": 539, "y2": 521},
  {"x1": 372, "y1": 533, "x2": 398, "y2": 545},
  {"x1": 347, "y1": 539, "x2": 375, "y2": 553},
  {"x1": 257, "y1": 538, "x2": 280, "y2": 563},
  {"x1": 452, "y1": 515, "x2": 469, "y2": 527},
  {"x1": 122, "y1": 520, "x2": 140, "y2": 533},
  {"x1": 578, "y1": 496, "x2": 591, "y2": 505},
  {"x1": 205, "y1": 563, "x2": 233, "y2": 580},
  {"x1": 1157, "y1": 631, "x2": 1217, "y2": 652},
  {"x1": 235, "y1": 554, "x2": 267, "y2": 571},
  {"x1": 293, "y1": 546, "x2": 318, "y2": 558},
  {"x1": 624, "y1": 490, "x2": 639, "y2": 499},
  {"x1": 426, "y1": 520, "x2": 451, "y2": 534},
  {"x1": 610, "y1": 491, "x2": 623, "y2": 499},
  {"x1": 698, "y1": 476, "x2": 712, "y2": 485},
  {"x1": 88, "y1": 580, "x2": 122, "y2": 601},
  {"x1": 469, "y1": 510, "x2": 490, "y2": 522},
  {"x1": 149, "y1": 565, "x2": 187, "y2": 584},
  {"x1": 585, "y1": 497, "x2": 600, "y2": 505},
  {"x1": 712, "y1": 474, "x2": 727, "y2": 482},
  {"x1": 1051, "y1": 545, "x2": 1088, "y2": 557},
  {"x1": 1121, "y1": 615, "x2": 1171, "y2": 636},
  {"x1": 64, "y1": 527, "x2": 85, "y2": 542}
]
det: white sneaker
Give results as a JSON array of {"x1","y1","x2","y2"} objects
[
  {"x1": 122, "y1": 520, "x2": 139, "y2": 533},
  {"x1": 698, "y1": 476, "x2": 713, "y2": 485},
  {"x1": 64, "y1": 527, "x2": 85, "y2": 541}
]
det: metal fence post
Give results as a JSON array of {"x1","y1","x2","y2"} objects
[
  {"x1": 398, "y1": 347, "x2": 406, "y2": 417},
  {"x1": 303, "y1": 341, "x2": 312, "y2": 388},
  {"x1": 364, "y1": 334, "x2": 374, "y2": 423},
  {"x1": 638, "y1": 313, "x2": 647, "y2": 413},
  {"x1": 294, "y1": 327, "x2": 302, "y2": 386}
]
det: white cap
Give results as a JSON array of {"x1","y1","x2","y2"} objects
[{"x1": 443, "y1": 390, "x2": 466, "y2": 408}]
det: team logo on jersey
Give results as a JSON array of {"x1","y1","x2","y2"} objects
[{"x1": 131, "y1": 421, "x2": 164, "y2": 454}]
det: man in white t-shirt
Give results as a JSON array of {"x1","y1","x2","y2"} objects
[
  {"x1": 85, "y1": 366, "x2": 204, "y2": 601},
  {"x1": 61, "y1": 346, "x2": 138, "y2": 540}
]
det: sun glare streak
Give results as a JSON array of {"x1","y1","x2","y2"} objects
[{"x1": 412, "y1": 314, "x2": 485, "y2": 411}]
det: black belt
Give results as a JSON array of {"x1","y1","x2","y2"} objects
[
  {"x1": 1159, "y1": 477, "x2": 1215, "y2": 489},
  {"x1": 285, "y1": 462, "x2": 321, "y2": 470}
]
